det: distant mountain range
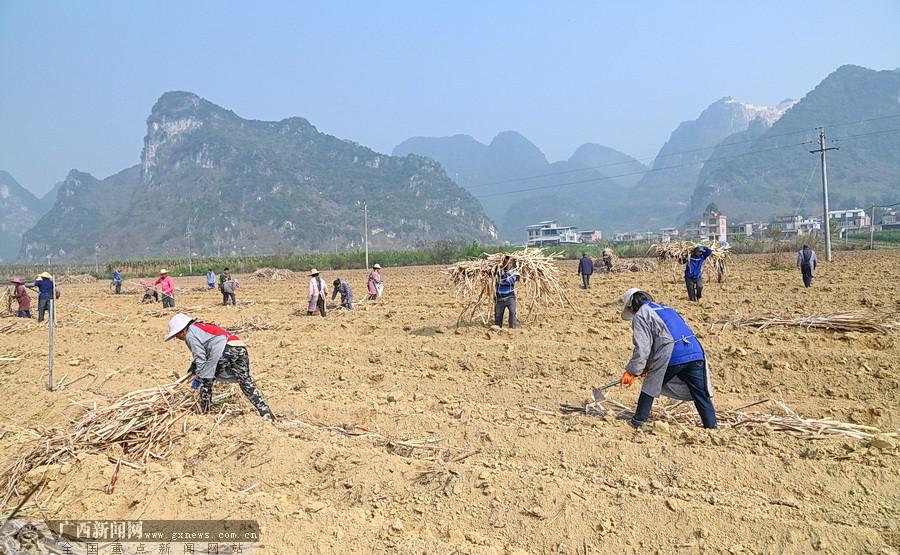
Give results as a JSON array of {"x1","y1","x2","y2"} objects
[
  {"x1": 16, "y1": 92, "x2": 496, "y2": 262},
  {"x1": 393, "y1": 65, "x2": 900, "y2": 239},
  {"x1": 393, "y1": 135, "x2": 646, "y2": 239},
  {"x1": 5, "y1": 64, "x2": 899, "y2": 261}
]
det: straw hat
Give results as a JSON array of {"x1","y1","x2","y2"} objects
[
  {"x1": 38, "y1": 272, "x2": 53, "y2": 280},
  {"x1": 165, "y1": 313, "x2": 193, "y2": 341},
  {"x1": 308, "y1": 269, "x2": 320, "y2": 276},
  {"x1": 10, "y1": 276, "x2": 23, "y2": 284},
  {"x1": 159, "y1": 269, "x2": 169, "y2": 275},
  {"x1": 373, "y1": 264, "x2": 381, "y2": 269},
  {"x1": 621, "y1": 288, "x2": 653, "y2": 321}
]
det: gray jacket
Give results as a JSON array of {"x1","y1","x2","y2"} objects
[
  {"x1": 625, "y1": 305, "x2": 714, "y2": 400},
  {"x1": 185, "y1": 324, "x2": 240, "y2": 381}
]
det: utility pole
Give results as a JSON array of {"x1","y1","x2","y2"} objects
[
  {"x1": 809, "y1": 128, "x2": 838, "y2": 262},
  {"x1": 869, "y1": 205, "x2": 877, "y2": 250},
  {"x1": 186, "y1": 225, "x2": 193, "y2": 274},
  {"x1": 363, "y1": 202, "x2": 369, "y2": 269}
]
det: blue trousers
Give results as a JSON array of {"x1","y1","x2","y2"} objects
[{"x1": 633, "y1": 359, "x2": 717, "y2": 429}]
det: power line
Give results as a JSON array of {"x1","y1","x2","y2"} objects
[
  {"x1": 474, "y1": 126, "x2": 900, "y2": 200},
  {"x1": 461, "y1": 112, "x2": 900, "y2": 191}
]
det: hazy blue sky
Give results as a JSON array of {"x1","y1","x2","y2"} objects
[{"x1": 1, "y1": 1, "x2": 898, "y2": 194}]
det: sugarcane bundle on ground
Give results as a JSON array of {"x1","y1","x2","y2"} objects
[
  {"x1": 715, "y1": 311, "x2": 899, "y2": 334},
  {"x1": 607, "y1": 258, "x2": 657, "y2": 273},
  {"x1": 649, "y1": 240, "x2": 732, "y2": 283},
  {"x1": 560, "y1": 398, "x2": 898, "y2": 441},
  {"x1": 227, "y1": 316, "x2": 279, "y2": 334},
  {"x1": 444, "y1": 249, "x2": 571, "y2": 326},
  {"x1": 248, "y1": 268, "x2": 297, "y2": 281},
  {"x1": 0, "y1": 379, "x2": 237, "y2": 509}
]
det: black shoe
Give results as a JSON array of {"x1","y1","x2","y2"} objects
[{"x1": 627, "y1": 418, "x2": 645, "y2": 430}]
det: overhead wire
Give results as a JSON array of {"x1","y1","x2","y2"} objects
[{"x1": 460, "y1": 112, "x2": 900, "y2": 191}]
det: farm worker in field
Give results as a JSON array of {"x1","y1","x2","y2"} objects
[
  {"x1": 495, "y1": 255, "x2": 520, "y2": 328},
  {"x1": 332, "y1": 278, "x2": 353, "y2": 309},
  {"x1": 619, "y1": 288, "x2": 717, "y2": 429},
  {"x1": 601, "y1": 248, "x2": 614, "y2": 273},
  {"x1": 111, "y1": 269, "x2": 123, "y2": 294},
  {"x1": 680, "y1": 245, "x2": 712, "y2": 302},
  {"x1": 577, "y1": 252, "x2": 594, "y2": 289},
  {"x1": 28, "y1": 272, "x2": 56, "y2": 323},
  {"x1": 140, "y1": 280, "x2": 158, "y2": 303},
  {"x1": 222, "y1": 275, "x2": 240, "y2": 306},
  {"x1": 206, "y1": 268, "x2": 216, "y2": 290},
  {"x1": 307, "y1": 269, "x2": 327, "y2": 316},
  {"x1": 165, "y1": 313, "x2": 273, "y2": 420},
  {"x1": 10, "y1": 277, "x2": 31, "y2": 318},
  {"x1": 367, "y1": 264, "x2": 383, "y2": 300},
  {"x1": 219, "y1": 268, "x2": 237, "y2": 305},
  {"x1": 154, "y1": 269, "x2": 176, "y2": 308},
  {"x1": 797, "y1": 245, "x2": 817, "y2": 288}
]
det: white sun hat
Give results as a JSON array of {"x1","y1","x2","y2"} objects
[
  {"x1": 165, "y1": 313, "x2": 193, "y2": 341},
  {"x1": 373, "y1": 263, "x2": 381, "y2": 269},
  {"x1": 160, "y1": 268, "x2": 169, "y2": 275},
  {"x1": 621, "y1": 288, "x2": 653, "y2": 321}
]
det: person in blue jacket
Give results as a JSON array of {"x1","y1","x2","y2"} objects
[
  {"x1": 619, "y1": 288, "x2": 717, "y2": 429},
  {"x1": 494, "y1": 256, "x2": 520, "y2": 328},
  {"x1": 112, "y1": 269, "x2": 123, "y2": 294},
  {"x1": 680, "y1": 245, "x2": 713, "y2": 302},
  {"x1": 28, "y1": 272, "x2": 56, "y2": 323}
]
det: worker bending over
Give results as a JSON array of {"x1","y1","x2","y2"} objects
[
  {"x1": 165, "y1": 313, "x2": 273, "y2": 419},
  {"x1": 619, "y1": 288, "x2": 717, "y2": 429}
]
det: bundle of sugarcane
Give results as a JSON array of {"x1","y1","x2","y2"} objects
[
  {"x1": 648, "y1": 240, "x2": 732, "y2": 283},
  {"x1": 444, "y1": 249, "x2": 571, "y2": 325},
  {"x1": 227, "y1": 317, "x2": 278, "y2": 334},
  {"x1": 608, "y1": 258, "x2": 657, "y2": 273},
  {"x1": 715, "y1": 311, "x2": 899, "y2": 334},
  {"x1": 559, "y1": 398, "x2": 898, "y2": 441},
  {"x1": 0, "y1": 379, "x2": 235, "y2": 509}
]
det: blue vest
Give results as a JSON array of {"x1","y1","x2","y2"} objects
[{"x1": 646, "y1": 302, "x2": 704, "y2": 366}]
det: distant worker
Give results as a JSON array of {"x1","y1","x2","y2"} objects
[
  {"x1": 619, "y1": 288, "x2": 717, "y2": 429},
  {"x1": 220, "y1": 268, "x2": 237, "y2": 306},
  {"x1": 222, "y1": 274, "x2": 240, "y2": 306},
  {"x1": 495, "y1": 255, "x2": 520, "y2": 328},
  {"x1": 154, "y1": 269, "x2": 176, "y2": 309},
  {"x1": 367, "y1": 264, "x2": 383, "y2": 301},
  {"x1": 112, "y1": 269, "x2": 123, "y2": 294},
  {"x1": 331, "y1": 278, "x2": 353, "y2": 309},
  {"x1": 577, "y1": 252, "x2": 594, "y2": 289},
  {"x1": 10, "y1": 277, "x2": 32, "y2": 318},
  {"x1": 28, "y1": 272, "x2": 56, "y2": 323},
  {"x1": 140, "y1": 280, "x2": 159, "y2": 303},
  {"x1": 206, "y1": 268, "x2": 217, "y2": 290},
  {"x1": 165, "y1": 313, "x2": 273, "y2": 419},
  {"x1": 307, "y1": 269, "x2": 327, "y2": 317},
  {"x1": 680, "y1": 245, "x2": 712, "y2": 302},
  {"x1": 601, "y1": 248, "x2": 614, "y2": 273},
  {"x1": 797, "y1": 244, "x2": 817, "y2": 288}
]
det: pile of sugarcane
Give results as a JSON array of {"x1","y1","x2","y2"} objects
[
  {"x1": 0, "y1": 379, "x2": 235, "y2": 509},
  {"x1": 444, "y1": 249, "x2": 571, "y2": 325},
  {"x1": 560, "y1": 398, "x2": 898, "y2": 441},
  {"x1": 715, "y1": 311, "x2": 899, "y2": 334},
  {"x1": 607, "y1": 258, "x2": 657, "y2": 273},
  {"x1": 227, "y1": 317, "x2": 278, "y2": 334},
  {"x1": 649, "y1": 240, "x2": 732, "y2": 283}
]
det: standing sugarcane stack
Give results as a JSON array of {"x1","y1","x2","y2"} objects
[
  {"x1": 444, "y1": 249, "x2": 571, "y2": 326},
  {"x1": 649, "y1": 240, "x2": 732, "y2": 284}
]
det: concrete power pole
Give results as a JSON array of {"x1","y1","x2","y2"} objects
[
  {"x1": 363, "y1": 202, "x2": 369, "y2": 270},
  {"x1": 809, "y1": 128, "x2": 838, "y2": 262},
  {"x1": 186, "y1": 226, "x2": 193, "y2": 274}
]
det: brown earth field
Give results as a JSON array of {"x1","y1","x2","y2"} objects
[{"x1": 1, "y1": 250, "x2": 898, "y2": 554}]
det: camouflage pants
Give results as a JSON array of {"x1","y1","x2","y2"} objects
[{"x1": 198, "y1": 346, "x2": 272, "y2": 418}]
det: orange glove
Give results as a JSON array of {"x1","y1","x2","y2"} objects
[{"x1": 620, "y1": 372, "x2": 637, "y2": 387}]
